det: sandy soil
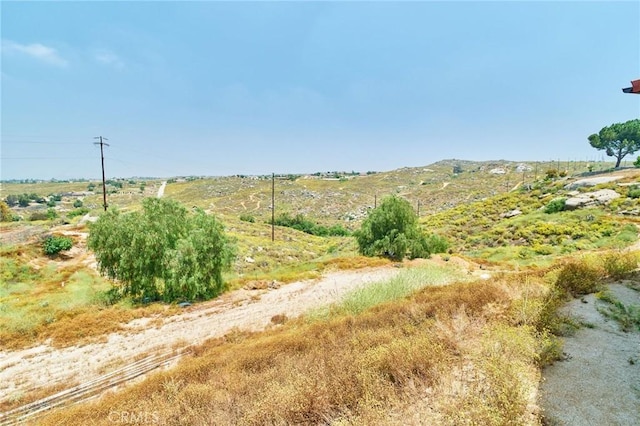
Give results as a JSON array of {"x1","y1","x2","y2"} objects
[
  {"x1": 0, "y1": 266, "x2": 402, "y2": 403},
  {"x1": 539, "y1": 283, "x2": 640, "y2": 425},
  {"x1": 156, "y1": 181, "x2": 167, "y2": 198}
]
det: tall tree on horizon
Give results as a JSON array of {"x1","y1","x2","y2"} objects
[{"x1": 588, "y1": 119, "x2": 640, "y2": 168}]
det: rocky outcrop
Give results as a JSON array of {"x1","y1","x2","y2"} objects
[
  {"x1": 565, "y1": 176, "x2": 622, "y2": 190},
  {"x1": 500, "y1": 209, "x2": 522, "y2": 218},
  {"x1": 564, "y1": 189, "x2": 620, "y2": 210}
]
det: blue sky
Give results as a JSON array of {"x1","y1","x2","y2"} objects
[{"x1": 2, "y1": 1, "x2": 639, "y2": 180}]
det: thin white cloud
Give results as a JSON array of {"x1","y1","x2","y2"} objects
[
  {"x1": 1, "y1": 40, "x2": 68, "y2": 67},
  {"x1": 94, "y1": 50, "x2": 125, "y2": 70}
]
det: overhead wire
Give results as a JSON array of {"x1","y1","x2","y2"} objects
[{"x1": 2, "y1": 137, "x2": 224, "y2": 178}]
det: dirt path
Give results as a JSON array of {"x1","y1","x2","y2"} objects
[
  {"x1": 539, "y1": 283, "x2": 640, "y2": 425},
  {"x1": 156, "y1": 181, "x2": 167, "y2": 198},
  {"x1": 249, "y1": 192, "x2": 261, "y2": 211},
  {"x1": 0, "y1": 267, "x2": 402, "y2": 405}
]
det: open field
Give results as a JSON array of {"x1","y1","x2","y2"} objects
[{"x1": 1, "y1": 160, "x2": 640, "y2": 424}]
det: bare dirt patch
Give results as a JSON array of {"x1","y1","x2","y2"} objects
[
  {"x1": 0, "y1": 266, "x2": 403, "y2": 407},
  {"x1": 539, "y1": 283, "x2": 640, "y2": 425}
]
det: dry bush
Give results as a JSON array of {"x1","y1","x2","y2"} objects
[
  {"x1": 555, "y1": 260, "x2": 601, "y2": 296},
  {"x1": 40, "y1": 278, "x2": 545, "y2": 426},
  {"x1": 601, "y1": 250, "x2": 638, "y2": 280},
  {"x1": 42, "y1": 307, "x2": 137, "y2": 347},
  {"x1": 322, "y1": 255, "x2": 391, "y2": 270}
]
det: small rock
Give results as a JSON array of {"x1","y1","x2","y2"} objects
[
  {"x1": 58, "y1": 246, "x2": 82, "y2": 260},
  {"x1": 500, "y1": 209, "x2": 522, "y2": 218},
  {"x1": 268, "y1": 280, "x2": 280, "y2": 289}
]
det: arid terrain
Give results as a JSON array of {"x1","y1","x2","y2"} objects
[{"x1": 2, "y1": 160, "x2": 640, "y2": 425}]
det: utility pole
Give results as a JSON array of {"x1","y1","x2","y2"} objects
[
  {"x1": 271, "y1": 173, "x2": 275, "y2": 242},
  {"x1": 94, "y1": 136, "x2": 109, "y2": 211}
]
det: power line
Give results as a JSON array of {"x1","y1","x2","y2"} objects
[
  {"x1": 1, "y1": 157, "x2": 95, "y2": 160},
  {"x1": 1, "y1": 141, "x2": 88, "y2": 145},
  {"x1": 94, "y1": 136, "x2": 109, "y2": 211}
]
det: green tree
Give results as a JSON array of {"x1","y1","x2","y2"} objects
[
  {"x1": 588, "y1": 119, "x2": 640, "y2": 168},
  {"x1": 5, "y1": 194, "x2": 18, "y2": 207},
  {"x1": 73, "y1": 199, "x2": 83, "y2": 208},
  {"x1": 18, "y1": 194, "x2": 30, "y2": 207},
  {"x1": 355, "y1": 196, "x2": 443, "y2": 261},
  {"x1": 88, "y1": 198, "x2": 235, "y2": 302}
]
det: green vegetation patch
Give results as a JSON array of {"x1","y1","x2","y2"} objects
[
  {"x1": 596, "y1": 290, "x2": 640, "y2": 332},
  {"x1": 308, "y1": 263, "x2": 469, "y2": 320}
]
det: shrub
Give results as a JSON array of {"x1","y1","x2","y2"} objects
[
  {"x1": 327, "y1": 224, "x2": 350, "y2": 237},
  {"x1": 43, "y1": 235, "x2": 73, "y2": 255},
  {"x1": 73, "y1": 199, "x2": 83, "y2": 208},
  {"x1": 601, "y1": 251, "x2": 637, "y2": 280},
  {"x1": 545, "y1": 169, "x2": 559, "y2": 180},
  {"x1": 544, "y1": 198, "x2": 566, "y2": 214},
  {"x1": 354, "y1": 196, "x2": 433, "y2": 261},
  {"x1": 425, "y1": 234, "x2": 449, "y2": 254},
  {"x1": 628, "y1": 187, "x2": 640, "y2": 199},
  {"x1": 532, "y1": 244, "x2": 554, "y2": 255},
  {"x1": 271, "y1": 213, "x2": 349, "y2": 237},
  {"x1": 47, "y1": 208, "x2": 58, "y2": 220},
  {"x1": 555, "y1": 260, "x2": 601, "y2": 296},
  {"x1": 18, "y1": 195, "x2": 30, "y2": 207},
  {"x1": 0, "y1": 201, "x2": 13, "y2": 222},
  {"x1": 5, "y1": 194, "x2": 18, "y2": 207},
  {"x1": 67, "y1": 207, "x2": 90, "y2": 218},
  {"x1": 239, "y1": 214, "x2": 255, "y2": 223},
  {"x1": 29, "y1": 211, "x2": 49, "y2": 221}
]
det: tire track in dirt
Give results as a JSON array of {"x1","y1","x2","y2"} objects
[{"x1": 0, "y1": 267, "x2": 403, "y2": 420}]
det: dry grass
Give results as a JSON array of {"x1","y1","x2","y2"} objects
[
  {"x1": 39, "y1": 273, "x2": 551, "y2": 425},
  {"x1": 0, "y1": 381, "x2": 77, "y2": 413}
]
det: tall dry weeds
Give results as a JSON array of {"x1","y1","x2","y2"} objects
[{"x1": 39, "y1": 276, "x2": 547, "y2": 426}]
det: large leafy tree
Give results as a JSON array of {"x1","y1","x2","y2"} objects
[
  {"x1": 354, "y1": 196, "x2": 447, "y2": 261},
  {"x1": 88, "y1": 198, "x2": 235, "y2": 302},
  {"x1": 588, "y1": 119, "x2": 640, "y2": 168}
]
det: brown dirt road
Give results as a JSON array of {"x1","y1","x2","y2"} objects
[
  {"x1": 0, "y1": 266, "x2": 403, "y2": 406},
  {"x1": 539, "y1": 282, "x2": 640, "y2": 426}
]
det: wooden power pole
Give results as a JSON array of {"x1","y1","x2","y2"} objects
[
  {"x1": 271, "y1": 173, "x2": 275, "y2": 242},
  {"x1": 94, "y1": 136, "x2": 109, "y2": 211}
]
